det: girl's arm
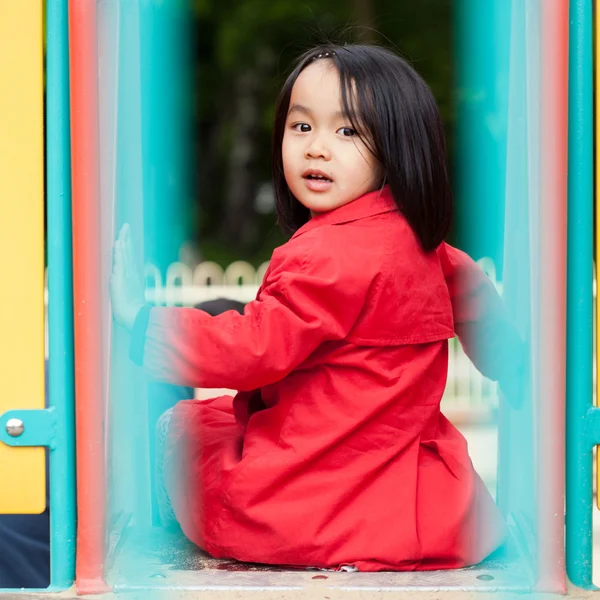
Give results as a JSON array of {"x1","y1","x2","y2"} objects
[
  {"x1": 438, "y1": 243, "x2": 525, "y2": 389},
  {"x1": 129, "y1": 244, "x2": 369, "y2": 391}
]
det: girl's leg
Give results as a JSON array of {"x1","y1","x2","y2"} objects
[
  {"x1": 147, "y1": 381, "x2": 194, "y2": 527},
  {"x1": 151, "y1": 299, "x2": 246, "y2": 528},
  {"x1": 154, "y1": 407, "x2": 180, "y2": 528}
]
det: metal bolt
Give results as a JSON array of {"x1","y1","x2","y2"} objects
[{"x1": 6, "y1": 418, "x2": 24, "y2": 437}]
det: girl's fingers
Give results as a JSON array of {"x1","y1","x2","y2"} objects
[
  {"x1": 118, "y1": 224, "x2": 130, "y2": 276},
  {"x1": 112, "y1": 244, "x2": 121, "y2": 276},
  {"x1": 123, "y1": 227, "x2": 131, "y2": 277},
  {"x1": 113, "y1": 223, "x2": 134, "y2": 279},
  {"x1": 121, "y1": 229, "x2": 129, "y2": 277},
  {"x1": 126, "y1": 228, "x2": 137, "y2": 279}
]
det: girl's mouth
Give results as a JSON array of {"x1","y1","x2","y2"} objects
[
  {"x1": 303, "y1": 176, "x2": 333, "y2": 192},
  {"x1": 303, "y1": 171, "x2": 333, "y2": 192}
]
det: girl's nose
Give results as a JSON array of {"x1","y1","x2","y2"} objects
[{"x1": 305, "y1": 136, "x2": 331, "y2": 161}]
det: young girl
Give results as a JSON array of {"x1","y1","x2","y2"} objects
[{"x1": 111, "y1": 44, "x2": 517, "y2": 572}]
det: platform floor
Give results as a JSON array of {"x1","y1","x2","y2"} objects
[{"x1": 105, "y1": 525, "x2": 532, "y2": 595}]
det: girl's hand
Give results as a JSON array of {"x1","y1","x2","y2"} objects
[{"x1": 110, "y1": 223, "x2": 146, "y2": 331}]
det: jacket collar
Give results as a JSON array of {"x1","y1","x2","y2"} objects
[{"x1": 291, "y1": 185, "x2": 398, "y2": 239}]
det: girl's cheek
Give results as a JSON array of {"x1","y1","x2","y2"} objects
[
  {"x1": 282, "y1": 142, "x2": 299, "y2": 168},
  {"x1": 281, "y1": 141, "x2": 291, "y2": 166}
]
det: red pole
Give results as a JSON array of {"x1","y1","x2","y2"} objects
[
  {"x1": 537, "y1": 0, "x2": 568, "y2": 592},
  {"x1": 69, "y1": 1, "x2": 109, "y2": 594}
]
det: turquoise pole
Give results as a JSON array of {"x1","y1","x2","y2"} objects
[
  {"x1": 46, "y1": 0, "x2": 76, "y2": 588},
  {"x1": 453, "y1": 0, "x2": 510, "y2": 264},
  {"x1": 565, "y1": 0, "x2": 595, "y2": 589}
]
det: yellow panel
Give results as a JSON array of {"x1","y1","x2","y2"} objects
[
  {"x1": 0, "y1": 2, "x2": 46, "y2": 514},
  {"x1": 597, "y1": 0, "x2": 600, "y2": 512}
]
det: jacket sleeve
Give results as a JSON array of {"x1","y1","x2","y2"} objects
[
  {"x1": 438, "y1": 243, "x2": 524, "y2": 388},
  {"x1": 132, "y1": 239, "x2": 369, "y2": 390}
]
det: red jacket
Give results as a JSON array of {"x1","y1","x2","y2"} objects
[{"x1": 137, "y1": 186, "x2": 511, "y2": 571}]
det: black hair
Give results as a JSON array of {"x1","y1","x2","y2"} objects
[{"x1": 271, "y1": 43, "x2": 453, "y2": 252}]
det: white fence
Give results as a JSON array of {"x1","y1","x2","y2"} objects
[{"x1": 144, "y1": 260, "x2": 500, "y2": 419}]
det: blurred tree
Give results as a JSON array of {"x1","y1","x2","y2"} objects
[{"x1": 354, "y1": 0, "x2": 375, "y2": 43}]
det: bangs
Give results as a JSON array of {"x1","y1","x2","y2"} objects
[{"x1": 335, "y1": 60, "x2": 379, "y2": 159}]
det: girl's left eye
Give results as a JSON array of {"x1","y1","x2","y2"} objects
[
  {"x1": 292, "y1": 123, "x2": 311, "y2": 132},
  {"x1": 337, "y1": 127, "x2": 356, "y2": 137}
]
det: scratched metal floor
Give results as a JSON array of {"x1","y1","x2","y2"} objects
[{"x1": 107, "y1": 526, "x2": 533, "y2": 593}]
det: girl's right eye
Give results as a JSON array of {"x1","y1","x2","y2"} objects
[{"x1": 292, "y1": 123, "x2": 311, "y2": 132}]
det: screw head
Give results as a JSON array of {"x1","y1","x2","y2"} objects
[{"x1": 6, "y1": 418, "x2": 24, "y2": 437}]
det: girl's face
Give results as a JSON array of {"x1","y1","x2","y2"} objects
[{"x1": 282, "y1": 59, "x2": 381, "y2": 215}]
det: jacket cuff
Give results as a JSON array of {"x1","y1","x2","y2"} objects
[{"x1": 129, "y1": 304, "x2": 153, "y2": 366}]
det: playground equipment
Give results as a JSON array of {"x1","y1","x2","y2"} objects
[
  {"x1": 0, "y1": 0, "x2": 599, "y2": 595},
  {"x1": 0, "y1": 1, "x2": 46, "y2": 515},
  {"x1": 0, "y1": 0, "x2": 75, "y2": 590},
  {"x1": 566, "y1": 0, "x2": 596, "y2": 590}
]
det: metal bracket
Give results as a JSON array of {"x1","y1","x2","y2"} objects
[{"x1": 0, "y1": 406, "x2": 58, "y2": 450}]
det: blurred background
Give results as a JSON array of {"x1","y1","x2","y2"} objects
[{"x1": 140, "y1": 0, "x2": 507, "y2": 274}]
